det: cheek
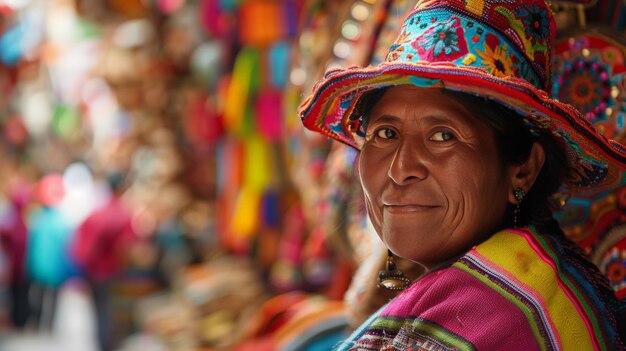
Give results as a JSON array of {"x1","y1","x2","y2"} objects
[
  {"x1": 358, "y1": 147, "x2": 389, "y2": 191},
  {"x1": 439, "y1": 157, "x2": 495, "y2": 213},
  {"x1": 358, "y1": 148, "x2": 389, "y2": 225},
  {"x1": 443, "y1": 155, "x2": 509, "y2": 227},
  {"x1": 358, "y1": 156, "x2": 379, "y2": 205}
]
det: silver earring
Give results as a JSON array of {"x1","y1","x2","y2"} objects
[
  {"x1": 513, "y1": 187, "x2": 526, "y2": 228},
  {"x1": 377, "y1": 250, "x2": 410, "y2": 291}
]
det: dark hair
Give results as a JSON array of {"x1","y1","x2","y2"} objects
[{"x1": 354, "y1": 87, "x2": 571, "y2": 235}]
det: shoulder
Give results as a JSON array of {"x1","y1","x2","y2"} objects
[
  {"x1": 377, "y1": 251, "x2": 542, "y2": 350},
  {"x1": 385, "y1": 229, "x2": 548, "y2": 318},
  {"x1": 462, "y1": 227, "x2": 622, "y2": 350},
  {"x1": 342, "y1": 229, "x2": 624, "y2": 350},
  {"x1": 378, "y1": 228, "x2": 612, "y2": 350},
  {"x1": 337, "y1": 253, "x2": 539, "y2": 351}
]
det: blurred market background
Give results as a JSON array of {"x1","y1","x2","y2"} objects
[{"x1": 0, "y1": 0, "x2": 625, "y2": 350}]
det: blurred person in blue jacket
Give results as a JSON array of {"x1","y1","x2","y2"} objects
[{"x1": 26, "y1": 173, "x2": 76, "y2": 332}]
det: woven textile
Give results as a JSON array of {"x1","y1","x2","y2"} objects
[{"x1": 334, "y1": 227, "x2": 625, "y2": 351}]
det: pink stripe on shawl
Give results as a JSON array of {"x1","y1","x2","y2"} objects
[{"x1": 380, "y1": 267, "x2": 541, "y2": 350}]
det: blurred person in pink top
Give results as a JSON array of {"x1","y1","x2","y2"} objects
[
  {"x1": 0, "y1": 179, "x2": 31, "y2": 329},
  {"x1": 71, "y1": 172, "x2": 137, "y2": 351}
]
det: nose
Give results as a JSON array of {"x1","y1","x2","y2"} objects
[{"x1": 388, "y1": 137, "x2": 428, "y2": 184}]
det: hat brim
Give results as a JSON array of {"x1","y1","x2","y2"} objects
[{"x1": 298, "y1": 61, "x2": 626, "y2": 193}]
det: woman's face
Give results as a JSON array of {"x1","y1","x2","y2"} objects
[{"x1": 358, "y1": 86, "x2": 514, "y2": 269}]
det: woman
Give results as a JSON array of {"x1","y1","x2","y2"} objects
[{"x1": 298, "y1": 0, "x2": 626, "y2": 349}]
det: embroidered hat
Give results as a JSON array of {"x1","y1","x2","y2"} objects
[{"x1": 298, "y1": 0, "x2": 626, "y2": 192}]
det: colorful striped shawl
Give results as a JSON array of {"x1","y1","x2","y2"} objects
[{"x1": 335, "y1": 227, "x2": 625, "y2": 350}]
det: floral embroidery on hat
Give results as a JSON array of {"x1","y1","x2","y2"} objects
[
  {"x1": 517, "y1": 1, "x2": 550, "y2": 45},
  {"x1": 476, "y1": 34, "x2": 514, "y2": 77},
  {"x1": 414, "y1": 17, "x2": 468, "y2": 61}
]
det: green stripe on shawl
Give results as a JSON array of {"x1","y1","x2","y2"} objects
[{"x1": 369, "y1": 316, "x2": 476, "y2": 350}]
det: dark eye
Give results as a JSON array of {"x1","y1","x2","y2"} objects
[
  {"x1": 430, "y1": 130, "x2": 454, "y2": 141},
  {"x1": 376, "y1": 128, "x2": 397, "y2": 139}
]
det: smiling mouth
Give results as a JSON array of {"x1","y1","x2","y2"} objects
[{"x1": 384, "y1": 204, "x2": 439, "y2": 214}]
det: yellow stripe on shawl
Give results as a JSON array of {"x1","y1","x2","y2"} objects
[{"x1": 474, "y1": 230, "x2": 596, "y2": 350}]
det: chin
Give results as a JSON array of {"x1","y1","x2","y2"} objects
[{"x1": 385, "y1": 240, "x2": 425, "y2": 262}]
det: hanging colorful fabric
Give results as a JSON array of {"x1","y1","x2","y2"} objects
[
  {"x1": 229, "y1": 136, "x2": 272, "y2": 240},
  {"x1": 200, "y1": 0, "x2": 220, "y2": 35},
  {"x1": 256, "y1": 189, "x2": 281, "y2": 269},
  {"x1": 230, "y1": 186, "x2": 261, "y2": 241},
  {"x1": 239, "y1": 1, "x2": 283, "y2": 46},
  {"x1": 282, "y1": 0, "x2": 301, "y2": 38},
  {"x1": 268, "y1": 42, "x2": 290, "y2": 89},
  {"x1": 224, "y1": 47, "x2": 260, "y2": 135},
  {"x1": 216, "y1": 139, "x2": 243, "y2": 249},
  {"x1": 243, "y1": 135, "x2": 272, "y2": 191},
  {"x1": 260, "y1": 189, "x2": 280, "y2": 228},
  {"x1": 255, "y1": 89, "x2": 284, "y2": 141},
  {"x1": 216, "y1": 136, "x2": 235, "y2": 194}
]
